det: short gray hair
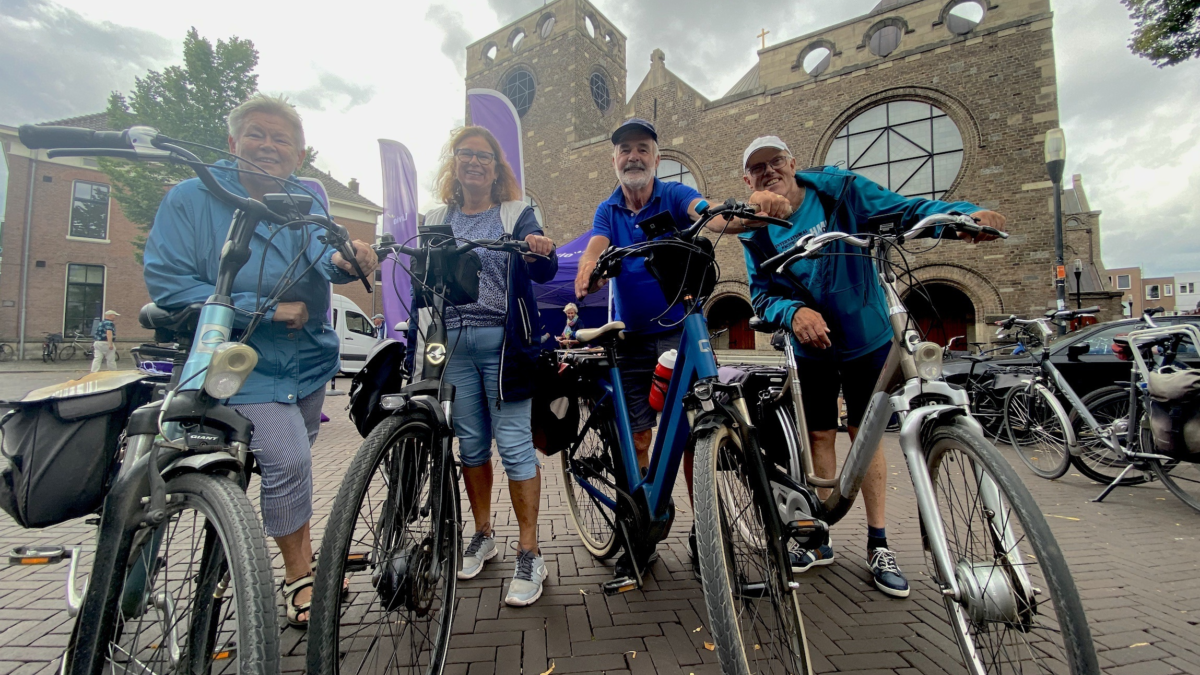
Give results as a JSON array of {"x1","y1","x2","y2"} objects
[{"x1": 227, "y1": 94, "x2": 305, "y2": 149}]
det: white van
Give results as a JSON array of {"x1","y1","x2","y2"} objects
[{"x1": 331, "y1": 294, "x2": 378, "y2": 374}]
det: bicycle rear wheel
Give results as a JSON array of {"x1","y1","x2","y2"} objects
[
  {"x1": 1152, "y1": 458, "x2": 1200, "y2": 513},
  {"x1": 59, "y1": 344, "x2": 78, "y2": 361},
  {"x1": 1069, "y1": 386, "x2": 1151, "y2": 486},
  {"x1": 694, "y1": 423, "x2": 812, "y2": 675},
  {"x1": 560, "y1": 396, "x2": 621, "y2": 560},
  {"x1": 0, "y1": 343, "x2": 14, "y2": 362},
  {"x1": 1003, "y1": 383, "x2": 1072, "y2": 479},
  {"x1": 308, "y1": 413, "x2": 460, "y2": 675},
  {"x1": 924, "y1": 424, "x2": 1097, "y2": 675},
  {"x1": 68, "y1": 472, "x2": 279, "y2": 675}
]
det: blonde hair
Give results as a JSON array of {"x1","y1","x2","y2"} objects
[
  {"x1": 564, "y1": 303, "x2": 578, "y2": 314},
  {"x1": 434, "y1": 126, "x2": 522, "y2": 206},
  {"x1": 227, "y1": 94, "x2": 305, "y2": 149}
]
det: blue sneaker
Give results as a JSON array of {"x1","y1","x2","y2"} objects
[
  {"x1": 505, "y1": 549, "x2": 547, "y2": 607},
  {"x1": 790, "y1": 539, "x2": 835, "y2": 573},
  {"x1": 867, "y1": 547, "x2": 910, "y2": 598}
]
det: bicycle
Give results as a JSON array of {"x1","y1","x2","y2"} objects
[
  {"x1": 42, "y1": 332, "x2": 62, "y2": 362},
  {"x1": 306, "y1": 229, "x2": 541, "y2": 675},
  {"x1": 0, "y1": 341, "x2": 14, "y2": 362},
  {"x1": 58, "y1": 331, "x2": 94, "y2": 362},
  {"x1": 16, "y1": 122, "x2": 373, "y2": 675},
  {"x1": 563, "y1": 205, "x2": 1096, "y2": 674}
]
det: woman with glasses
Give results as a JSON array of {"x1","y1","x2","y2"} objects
[{"x1": 419, "y1": 126, "x2": 557, "y2": 605}]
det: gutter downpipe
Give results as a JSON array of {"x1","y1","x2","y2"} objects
[{"x1": 18, "y1": 154, "x2": 36, "y2": 360}]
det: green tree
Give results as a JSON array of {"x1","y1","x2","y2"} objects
[{"x1": 1122, "y1": 0, "x2": 1200, "y2": 67}]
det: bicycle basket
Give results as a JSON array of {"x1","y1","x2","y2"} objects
[
  {"x1": 0, "y1": 372, "x2": 155, "y2": 528},
  {"x1": 642, "y1": 236, "x2": 717, "y2": 306},
  {"x1": 411, "y1": 248, "x2": 483, "y2": 306}
]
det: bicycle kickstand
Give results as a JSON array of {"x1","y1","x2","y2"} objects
[
  {"x1": 1092, "y1": 464, "x2": 1135, "y2": 503},
  {"x1": 601, "y1": 520, "x2": 643, "y2": 596}
]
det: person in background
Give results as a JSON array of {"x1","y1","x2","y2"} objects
[
  {"x1": 90, "y1": 309, "x2": 119, "y2": 372},
  {"x1": 558, "y1": 302, "x2": 584, "y2": 346},
  {"x1": 419, "y1": 125, "x2": 558, "y2": 606},
  {"x1": 372, "y1": 313, "x2": 387, "y2": 342}
]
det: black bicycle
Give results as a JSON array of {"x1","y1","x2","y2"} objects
[
  {"x1": 307, "y1": 228, "x2": 540, "y2": 675},
  {"x1": 14, "y1": 122, "x2": 371, "y2": 675}
]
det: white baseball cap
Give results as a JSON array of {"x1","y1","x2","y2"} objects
[
  {"x1": 104, "y1": 310, "x2": 120, "y2": 317},
  {"x1": 742, "y1": 136, "x2": 791, "y2": 169}
]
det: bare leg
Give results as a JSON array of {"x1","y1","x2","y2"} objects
[
  {"x1": 462, "y1": 463, "x2": 494, "y2": 536},
  {"x1": 277, "y1": 521, "x2": 314, "y2": 621},
  {"x1": 633, "y1": 429, "x2": 653, "y2": 470},
  {"x1": 809, "y1": 429, "x2": 838, "y2": 500},
  {"x1": 853, "y1": 425, "x2": 888, "y2": 529},
  {"x1": 509, "y1": 470, "x2": 541, "y2": 554}
]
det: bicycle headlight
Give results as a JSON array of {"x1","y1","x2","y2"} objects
[
  {"x1": 204, "y1": 342, "x2": 258, "y2": 399},
  {"x1": 913, "y1": 341, "x2": 943, "y2": 381}
]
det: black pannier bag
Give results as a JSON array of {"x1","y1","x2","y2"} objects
[
  {"x1": 0, "y1": 375, "x2": 155, "y2": 528},
  {"x1": 348, "y1": 339, "x2": 409, "y2": 438},
  {"x1": 531, "y1": 351, "x2": 580, "y2": 456},
  {"x1": 718, "y1": 365, "x2": 794, "y2": 468},
  {"x1": 1147, "y1": 366, "x2": 1200, "y2": 457}
]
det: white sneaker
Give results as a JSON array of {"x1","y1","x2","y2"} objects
[
  {"x1": 504, "y1": 549, "x2": 547, "y2": 606},
  {"x1": 458, "y1": 531, "x2": 497, "y2": 580}
]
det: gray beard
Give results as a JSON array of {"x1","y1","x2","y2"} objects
[{"x1": 618, "y1": 168, "x2": 652, "y2": 191}]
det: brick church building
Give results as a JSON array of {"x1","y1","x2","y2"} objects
[{"x1": 464, "y1": 0, "x2": 1121, "y2": 349}]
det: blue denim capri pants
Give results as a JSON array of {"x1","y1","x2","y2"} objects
[{"x1": 443, "y1": 326, "x2": 540, "y2": 481}]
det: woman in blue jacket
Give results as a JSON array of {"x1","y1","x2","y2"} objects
[{"x1": 417, "y1": 126, "x2": 557, "y2": 606}]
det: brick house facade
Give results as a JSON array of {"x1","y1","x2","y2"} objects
[
  {"x1": 0, "y1": 114, "x2": 382, "y2": 358},
  {"x1": 465, "y1": 0, "x2": 1122, "y2": 349}
]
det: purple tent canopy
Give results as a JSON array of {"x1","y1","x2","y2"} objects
[{"x1": 535, "y1": 231, "x2": 608, "y2": 310}]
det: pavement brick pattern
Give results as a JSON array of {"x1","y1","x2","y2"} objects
[{"x1": 2, "y1": 395, "x2": 1198, "y2": 675}]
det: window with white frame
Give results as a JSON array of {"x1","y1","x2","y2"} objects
[
  {"x1": 1147, "y1": 285, "x2": 1161, "y2": 300},
  {"x1": 1116, "y1": 274, "x2": 1131, "y2": 290},
  {"x1": 1165, "y1": 284, "x2": 1174, "y2": 296},
  {"x1": 64, "y1": 264, "x2": 105, "y2": 335},
  {"x1": 70, "y1": 181, "x2": 110, "y2": 240}
]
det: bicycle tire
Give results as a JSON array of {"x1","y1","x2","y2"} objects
[
  {"x1": 1069, "y1": 386, "x2": 1150, "y2": 486},
  {"x1": 43, "y1": 344, "x2": 55, "y2": 363},
  {"x1": 0, "y1": 343, "x2": 14, "y2": 362},
  {"x1": 59, "y1": 345, "x2": 77, "y2": 361},
  {"x1": 924, "y1": 424, "x2": 1098, "y2": 675},
  {"x1": 694, "y1": 423, "x2": 812, "y2": 675},
  {"x1": 308, "y1": 413, "x2": 460, "y2": 675},
  {"x1": 64, "y1": 472, "x2": 279, "y2": 675},
  {"x1": 1002, "y1": 383, "x2": 1072, "y2": 479},
  {"x1": 560, "y1": 395, "x2": 621, "y2": 560},
  {"x1": 1151, "y1": 458, "x2": 1200, "y2": 513}
]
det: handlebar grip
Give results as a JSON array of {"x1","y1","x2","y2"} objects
[
  {"x1": 760, "y1": 245, "x2": 799, "y2": 274},
  {"x1": 1145, "y1": 306, "x2": 1165, "y2": 316},
  {"x1": 19, "y1": 125, "x2": 132, "y2": 150}
]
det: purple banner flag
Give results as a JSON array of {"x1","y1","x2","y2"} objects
[
  {"x1": 297, "y1": 178, "x2": 334, "y2": 323},
  {"x1": 467, "y1": 88, "x2": 524, "y2": 192},
  {"x1": 379, "y1": 139, "x2": 419, "y2": 338}
]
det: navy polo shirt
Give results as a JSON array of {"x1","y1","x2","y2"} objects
[{"x1": 591, "y1": 178, "x2": 702, "y2": 334}]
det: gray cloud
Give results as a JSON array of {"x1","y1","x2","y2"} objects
[
  {"x1": 0, "y1": 0, "x2": 174, "y2": 124},
  {"x1": 287, "y1": 72, "x2": 376, "y2": 113},
  {"x1": 426, "y1": 4, "x2": 473, "y2": 77}
]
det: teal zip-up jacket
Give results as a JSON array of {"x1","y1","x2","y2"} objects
[
  {"x1": 739, "y1": 167, "x2": 981, "y2": 361},
  {"x1": 144, "y1": 160, "x2": 358, "y2": 405}
]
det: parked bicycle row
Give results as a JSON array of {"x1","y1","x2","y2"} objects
[{"x1": 0, "y1": 104, "x2": 1147, "y2": 675}]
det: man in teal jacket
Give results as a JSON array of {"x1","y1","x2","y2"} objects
[{"x1": 723, "y1": 136, "x2": 1006, "y2": 598}]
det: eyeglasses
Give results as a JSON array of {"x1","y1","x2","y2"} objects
[
  {"x1": 746, "y1": 154, "x2": 791, "y2": 178},
  {"x1": 454, "y1": 149, "x2": 496, "y2": 165}
]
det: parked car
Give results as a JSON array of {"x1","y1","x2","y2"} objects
[
  {"x1": 943, "y1": 315, "x2": 1200, "y2": 398},
  {"x1": 331, "y1": 294, "x2": 378, "y2": 374}
]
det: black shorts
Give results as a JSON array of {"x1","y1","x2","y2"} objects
[
  {"x1": 796, "y1": 342, "x2": 891, "y2": 431},
  {"x1": 616, "y1": 328, "x2": 683, "y2": 433}
]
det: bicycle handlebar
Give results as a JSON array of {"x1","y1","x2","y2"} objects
[
  {"x1": 375, "y1": 233, "x2": 532, "y2": 259},
  {"x1": 19, "y1": 125, "x2": 133, "y2": 150}
]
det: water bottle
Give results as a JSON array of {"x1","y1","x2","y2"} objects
[{"x1": 648, "y1": 349, "x2": 678, "y2": 412}]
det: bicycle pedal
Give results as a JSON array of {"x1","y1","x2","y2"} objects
[
  {"x1": 785, "y1": 519, "x2": 829, "y2": 550},
  {"x1": 8, "y1": 546, "x2": 70, "y2": 566},
  {"x1": 345, "y1": 552, "x2": 372, "y2": 572},
  {"x1": 601, "y1": 577, "x2": 639, "y2": 596}
]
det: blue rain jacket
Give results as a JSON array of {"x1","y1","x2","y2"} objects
[
  {"x1": 739, "y1": 167, "x2": 981, "y2": 361},
  {"x1": 144, "y1": 160, "x2": 359, "y2": 404}
]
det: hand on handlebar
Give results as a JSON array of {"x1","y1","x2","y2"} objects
[
  {"x1": 575, "y1": 259, "x2": 607, "y2": 299},
  {"x1": 958, "y1": 210, "x2": 1007, "y2": 242},
  {"x1": 791, "y1": 307, "x2": 832, "y2": 349},
  {"x1": 332, "y1": 240, "x2": 379, "y2": 278},
  {"x1": 523, "y1": 233, "x2": 554, "y2": 262}
]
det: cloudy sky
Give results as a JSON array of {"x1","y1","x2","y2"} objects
[{"x1": 1, "y1": 0, "x2": 1197, "y2": 275}]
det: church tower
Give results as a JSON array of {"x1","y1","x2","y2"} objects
[{"x1": 465, "y1": 0, "x2": 627, "y2": 240}]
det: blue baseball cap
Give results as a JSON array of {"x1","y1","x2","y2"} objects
[{"x1": 612, "y1": 118, "x2": 657, "y2": 145}]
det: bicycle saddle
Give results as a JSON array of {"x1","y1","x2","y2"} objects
[
  {"x1": 139, "y1": 302, "x2": 203, "y2": 332},
  {"x1": 575, "y1": 321, "x2": 626, "y2": 345}
]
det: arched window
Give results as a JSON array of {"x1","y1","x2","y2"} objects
[
  {"x1": 537, "y1": 13, "x2": 556, "y2": 39},
  {"x1": 824, "y1": 101, "x2": 964, "y2": 200},
  {"x1": 946, "y1": 0, "x2": 986, "y2": 35},
  {"x1": 590, "y1": 71, "x2": 610, "y2": 112},
  {"x1": 502, "y1": 69, "x2": 536, "y2": 117},
  {"x1": 657, "y1": 158, "x2": 698, "y2": 190}
]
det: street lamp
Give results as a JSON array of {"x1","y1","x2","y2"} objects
[
  {"x1": 1073, "y1": 259, "x2": 1083, "y2": 309},
  {"x1": 1045, "y1": 128, "x2": 1067, "y2": 334}
]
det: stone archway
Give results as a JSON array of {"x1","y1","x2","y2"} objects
[
  {"x1": 898, "y1": 263, "x2": 1005, "y2": 347},
  {"x1": 706, "y1": 291, "x2": 756, "y2": 350},
  {"x1": 904, "y1": 283, "x2": 976, "y2": 346}
]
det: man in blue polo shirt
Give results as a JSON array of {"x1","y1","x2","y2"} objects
[{"x1": 575, "y1": 118, "x2": 706, "y2": 472}]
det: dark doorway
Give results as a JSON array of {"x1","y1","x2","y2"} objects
[
  {"x1": 707, "y1": 295, "x2": 756, "y2": 350},
  {"x1": 904, "y1": 283, "x2": 976, "y2": 347}
]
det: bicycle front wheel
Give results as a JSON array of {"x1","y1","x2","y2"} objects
[
  {"x1": 0, "y1": 343, "x2": 14, "y2": 362},
  {"x1": 59, "y1": 344, "x2": 78, "y2": 361},
  {"x1": 1152, "y1": 458, "x2": 1200, "y2": 513},
  {"x1": 1070, "y1": 386, "x2": 1151, "y2": 486},
  {"x1": 561, "y1": 395, "x2": 621, "y2": 560},
  {"x1": 1003, "y1": 383, "x2": 1072, "y2": 479},
  {"x1": 925, "y1": 424, "x2": 1097, "y2": 675},
  {"x1": 694, "y1": 423, "x2": 812, "y2": 675},
  {"x1": 308, "y1": 413, "x2": 460, "y2": 675},
  {"x1": 70, "y1": 472, "x2": 279, "y2": 675}
]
